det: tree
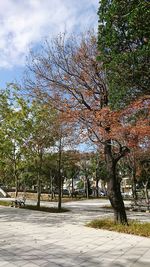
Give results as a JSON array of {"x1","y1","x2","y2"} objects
[
  {"x1": 79, "y1": 153, "x2": 94, "y2": 199},
  {"x1": 121, "y1": 150, "x2": 138, "y2": 200},
  {"x1": 53, "y1": 119, "x2": 80, "y2": 208},
  {"x1": 135, "y1": 150, "x2": 150, "y2": 203},
  {"x1": 42, "y1": 153, "x2": 59, "y2": 195},
  {"x1": 140, "y1": 159, "x2": 150, "y2": 204},
  {"x1": 24, "y1": 31, "x2": 149, "y2": 224},
  {"x1": 22, "y1": 100, "x2": 57, "y2": 208},
  {"x1": 98, "y1": 0, "x2": 150, "y2": 108},
  {"x1": 117, "y1": 95, "x2": 150, "y2": 203},
  {"x1": 60, "y1": 150, "x2": 80, "y2": 197},
  {"x1": 92, "y1": 152, "x2": 107, "y2": 197},
  {"x1": 0, "y1": 89, "x2": 30, "y2": 196}
]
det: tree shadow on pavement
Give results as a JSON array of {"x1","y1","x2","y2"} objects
[
  {"x1": 0, "y1": 239, "x2": 148, "y2": 267},
  {"x1": 0, "y1": 206, "x2": 114, "y2": 227}
]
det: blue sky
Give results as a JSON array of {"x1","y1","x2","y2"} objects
[{"x1": 0, "y1": 0, "x2": 99, "y2": 89}]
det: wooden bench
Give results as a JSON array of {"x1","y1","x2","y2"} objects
[
  {"x1": 11, "y1": 198, "x2": 26, "y2": 208},
  {"x1": 130, "y1": 200, "x2": 150, "y2": 212}
]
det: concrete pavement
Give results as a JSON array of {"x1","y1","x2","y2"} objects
[{"x1": 0, "y1": 199, "x2": 150, "y2": 267}]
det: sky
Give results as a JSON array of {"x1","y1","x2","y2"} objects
[{"x1": 0, "y1": 0, "x2": 99, "y2": 89}]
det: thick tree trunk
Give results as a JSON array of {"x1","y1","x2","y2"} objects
[
  {"x1": 105, "y1": 141, "x2": 128, "y2": 225},
  {"x1": 107, "y1": 171, "x2": 128, "y2": 224}
]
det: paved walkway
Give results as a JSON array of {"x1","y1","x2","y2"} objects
[{"x1": 0, "y1": 199, "x2": 150, "y2": 267}]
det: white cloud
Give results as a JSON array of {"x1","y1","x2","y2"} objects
[{"x1": 0, "y1": 0, "x2": 98, "y2": 69}]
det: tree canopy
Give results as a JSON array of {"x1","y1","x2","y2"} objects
[
  {"x1": 23, "y1": 30, "x2": 150, "y2": 223},
  {"x1": 98, "y1": 0, "x2": 150, "y2": 108}
]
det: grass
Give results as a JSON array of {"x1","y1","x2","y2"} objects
[
  {"x1": 0, "y1": 200, "x2": 69, "y2": 213},
  {"x1": 103, "y1": 205, "x2": 131, "y2": 211},
  {"x1": 20, "y1": 205, "x2": 69, "y2": 213},
  {"x1": 48, "y1": 196, "x2": 101, "y2": 203},
  {"x1": 0, "y1": 200, "x2": 11, "y2": 206},
  {"x1": 48, "y1": 197, "x2": 86, "y2": 203},
  {"x1": 86, "y1": 218, "x2": 150, "y2": 237}
]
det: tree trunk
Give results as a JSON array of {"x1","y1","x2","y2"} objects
[
  {"x1": 36, "y1": 152, "x2": 43, "y2": 208},
  {"x1": 15, "y1": 178, "x2": 18, "y2": 198},
  {"x1": 50, "y1": 172, "x2": 54, "y2": 201},
  {"x1": 105, "y1": 141, "x2": 128, "y2": 225},
  {"x1": 58, "y1": 134, "x2": 62, "y2": 210},
  {"x1": 85, "y1": 176, "x2": 89, "y2": 199},
  {"x1": 14, "y1": 162, "x2": 18, "y2": 198},
  {"x1": 96, "y1": 179, "x2": 99, "y2": 198},
  {"x1": 37, "y1": 172, "x2": 41, "y2": 208},
  {"x1": 143, "y1": 181, "x2": 149, "y2": 204},
  {"x1": 58, "y1": 172, "x2": 62, "y2": 210},
  {"x1": 13, "y1": 144, "x2": 18, "y2": 198},
  {"x1": 132, "y1": 174, "x2": 137, "y2": 201},
  {"x1": 71, "y1": 176, "x2": 74, "y2": 198},
  {"x1": 107, "y1": 172, "x2": 128, "y2": 224},
  {"x1": 131, "y1": 164, "x2": 137, "y2": 201}
]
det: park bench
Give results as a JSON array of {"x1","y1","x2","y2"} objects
[
  {"x1": 11, "y1": 198, "x2": 26, "y2": 208},
  {"x1": 130, "y1": 200, "x2": 150, "y2": 212}
]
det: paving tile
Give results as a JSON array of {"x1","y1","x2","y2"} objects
[
  {"x1": 131, "y1": 261, "x2": 150, "y2": 267},
  {"x1": 0, "y1": 261, "x2": 10, "y2": 267},
  {"x1": 21, "y1": 264, "x2": 39, "y2": 267},
  {"x1": 30, "y1": 259, "x2": 49, "y2": 266},
  {"x1": 9, "y1": 261, "x2": 29, "y2": 267},
  {"x1": 1, "y1": 264, "x2": 18, "y2": 267},
  {"x1": 0, "y1": 200, "x2": 150, "y2": 267}
]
